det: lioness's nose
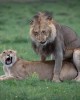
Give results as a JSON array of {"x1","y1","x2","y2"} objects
[{"x1": 7, "y1": 54, "x2": 10, "y2": 57}]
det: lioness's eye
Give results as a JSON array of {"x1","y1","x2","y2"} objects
[
  {"x1": 9, "y1": 51, "x2": 12, "y2": 53},
  {"x1": 3, "y1": 51, "x2": 5, "y2": 54}
]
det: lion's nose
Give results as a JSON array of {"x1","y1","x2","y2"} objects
[{"x1": 40, "y1": 41, "x2": 46, "y2": 44}]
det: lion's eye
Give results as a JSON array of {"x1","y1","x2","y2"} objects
[
  {"x1": 42, "y1": 30, "x2": 46, "y2": 34},
  {"x1": 34, "y1": 31, "x2": 38, "y2": 36}
]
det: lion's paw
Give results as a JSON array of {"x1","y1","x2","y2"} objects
[{"x1": 52, "y1": 77, "x2": 61, "y2": 83}]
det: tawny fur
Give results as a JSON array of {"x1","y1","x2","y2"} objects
[
  {"x1": 0, "y1": 50, "x2": 77, "y2": 81},
  {"x1": 30, "y1": 11, "x2": 80, "y2": 82}
]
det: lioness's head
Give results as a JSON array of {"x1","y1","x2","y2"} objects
[
  {"x1": 30, "y1": 11, "x2": 56, "y2": 45},
  {"x1": 0, "y1": 50, "x2": 17, "y2": 67}
]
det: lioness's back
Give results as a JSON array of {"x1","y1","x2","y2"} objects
[{"x1": 26, "y1": 60, "x2": 77, "y2": 81}]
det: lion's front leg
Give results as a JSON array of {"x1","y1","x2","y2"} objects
[
  {"x1": 52, "y1": 39, "x2": 63, "y2": 82},
  {"x1": 41, "y1": 55, "x2": 46, "y2": 61},
  {"x1": 52, "y1": 53, "x2": 63, "y2": 82}
]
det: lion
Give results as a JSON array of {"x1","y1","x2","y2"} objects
[
  {"x1": 0, "y1": 49, "x2": 79, "y2": 81},
  {"x1": 30, "y1": 11, "x2": 80, "y2": 82}
]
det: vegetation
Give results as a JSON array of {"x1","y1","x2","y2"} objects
[{"x1": 0, "y1": 1, "x2": 80, "y2": 100}]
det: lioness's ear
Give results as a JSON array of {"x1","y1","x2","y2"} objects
[
  {"x1": 14, "y1": 51, "x2": 17, "y2": 54},
  {"x1": 13, "y1": 50, "x2": 17, "y2": 54}
]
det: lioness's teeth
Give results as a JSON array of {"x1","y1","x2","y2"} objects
[{"x1": 6, "y1": 56, "x2": 9, "y2": 59}]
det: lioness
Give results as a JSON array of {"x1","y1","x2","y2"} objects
[
  {"x1": 0, "y1": 49, "x2": 79, "y2": 81},
  {"x1": 30, "y1": 11, "x2": 80, "y2": 82}
]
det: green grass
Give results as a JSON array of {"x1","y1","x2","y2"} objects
[{"x1": 0, "y1": 1, "x2": 80, "y2": 100}]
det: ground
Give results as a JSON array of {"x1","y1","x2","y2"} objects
[{"x1": 0, "y1": 0, "x2": 80, "y2": 100}]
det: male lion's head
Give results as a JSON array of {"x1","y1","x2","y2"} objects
[
  {"x1": 30, "y1": 11, "x2": 56, "y2": 45},
  {"x1": 0, "y1": 50, "x2": 17, "y2": 67}
]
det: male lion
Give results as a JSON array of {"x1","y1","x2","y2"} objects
[
  {"x1": 0, "y1": 49, "x2": 79, "y2": 81},
  {"x1": 30, "y1": 11, "x2": 80, "y2": 82}
]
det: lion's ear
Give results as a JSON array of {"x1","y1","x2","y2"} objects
[
  {"x1": 45, "y1": 11, "x2": 53, "y2": 21},
  {"x1": 47, "y1": 15, "x2": 52, "y2": 21},
  {"x1": 30, "y1": 19, "x2": 33, "y2": 25}
]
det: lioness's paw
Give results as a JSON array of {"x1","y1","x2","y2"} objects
[{"x1": 0, "y1": 77, "x2": 4, "y2": 81}]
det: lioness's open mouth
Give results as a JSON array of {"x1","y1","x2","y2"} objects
[{"x1": 5, "y1": 56, "x2": 12, "y2": 65}]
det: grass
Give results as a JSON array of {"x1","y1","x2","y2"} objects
[{"x1": 0, "y1": 1, "x2": 80, "y2": 100}]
